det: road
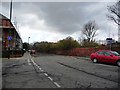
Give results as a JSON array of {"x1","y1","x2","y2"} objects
[{"x1": 2, "y1": 52, "x2": 120, "y2": 88}]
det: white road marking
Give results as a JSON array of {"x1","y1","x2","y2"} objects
[
  {"x1": 29, "y1": 56, "x2": 61, "y2": 88},
  {"x1": 31, "y1": 59, "x2": 44, "y2": 72},
  {"x1": 44, "y1": 73, "x2": 48, "y2": 76},
  {"x1": 31, "y1": 59, "x2": 43, "y2": 71},
  {"x1": 48, "y1": 77, "x2": 53, "y2": 81},
  {"x1": 54, "y1": 82, "x2": 61, "y2": 88},
  {"x1": 27, "y1": 59, "x2": 31, "y2": 65}
]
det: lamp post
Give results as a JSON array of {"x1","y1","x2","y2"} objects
[{"x1": 28, "y1": 37, "x2": 30, "y2": 51}]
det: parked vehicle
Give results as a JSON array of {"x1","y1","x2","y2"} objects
[
  {"x1": 90, "y1": 50, "x2": 120, "y2": 66},
  {"x1": 30, "y1": 50, "x2": 36, "y2": 54}
]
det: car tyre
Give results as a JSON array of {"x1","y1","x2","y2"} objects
[
  {"x1": 116, "y1": 61, "x2": 120, "y2": 67},
  {"x1": 93, "y1": 58, "x2": 98, "y2": 63}
]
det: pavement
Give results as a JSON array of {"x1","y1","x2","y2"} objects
[{"x1": 2, "y1": 52, "x2": 58, "y2": 88}]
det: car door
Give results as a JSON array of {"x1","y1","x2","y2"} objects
[{"x1": 103, "y1": 51, "x2": 113, "y2": 63}]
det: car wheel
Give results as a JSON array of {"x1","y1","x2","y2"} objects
[
  {"x1": 93, "y1": 58, "x2": 98, "y2": 63},
  {"x1": 117, "y1": 61, "x2": 120, "y2": 67}
]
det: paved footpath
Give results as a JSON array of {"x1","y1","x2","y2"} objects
[{"x1": 2, "y1": 52, "x2": 57, "y2": 88}]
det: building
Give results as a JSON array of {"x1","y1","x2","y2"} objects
[{"x1": 0, "y1": 13, "x2": 23, "y2": 57}]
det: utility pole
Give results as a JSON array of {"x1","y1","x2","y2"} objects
[{"x1": 10, "y1": 0, "x2": 12, "y2": 21}]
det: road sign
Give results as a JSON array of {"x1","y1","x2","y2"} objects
[{"x1": 8, "y1": 36, "x2": 12, "y2": 41}]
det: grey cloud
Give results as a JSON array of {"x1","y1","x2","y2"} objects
[
  {"x1": 1, "y1": 2, "x2": 115, "y2": 35},
  {"x1": 38, "y1": 3, "x2": 94, "y2": 30}
]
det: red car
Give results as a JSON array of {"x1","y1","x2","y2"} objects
[{"x1": 90, "y1": 50, "x2": 120, "y2": 66}]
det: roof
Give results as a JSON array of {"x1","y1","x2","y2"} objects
[
  {"x1": 0, "y1": 13, "x2": 9, "y2": 20},
  {"x1": 0, "y1": 13, "x2": 13, "y2": 28}
]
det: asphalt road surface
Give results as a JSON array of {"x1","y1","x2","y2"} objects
[{"x1": 2, "y1": 52, "x2": 120, "y2": 88}]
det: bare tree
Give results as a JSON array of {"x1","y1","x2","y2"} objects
[
  {"x1": 82, "y1": 20, "x2": 98, "y2": 42},
  {"x1": 107, "y1": 0, "x2": 120, "y2": 26}
]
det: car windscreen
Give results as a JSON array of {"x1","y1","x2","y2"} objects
[{"x1": 111, "y1": 51, "x2": 120, "y2": 56}]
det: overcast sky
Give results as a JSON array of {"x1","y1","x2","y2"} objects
[{"x1": 1, "y1": 0, "x2": 118, "y2": 43}]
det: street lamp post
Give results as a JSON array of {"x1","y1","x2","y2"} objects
[{"x1": 28, "y1": 37, "x2": 30, "y2": 51}]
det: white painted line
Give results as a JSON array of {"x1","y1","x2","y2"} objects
[
  {"x1": 29, "y1": 56, "x2": 61, "y2": 88},
  {"x1": 48, "y1": 77, "x2": 53, "y2": 81},
  {"x1": 44, "y1": 73, "x2": 48, "y2": 76},
  {"x1": 31, "y1": 59, "x2": 38, "y2": 66},
  {"x1": 54, "y1": 82, "x2": 61, "y2": 88},
  {"x1": 31, "y1": 58, "x2": 44, "y2": 72},
  {"x1": 27, "y1": 59, "x2": 31, "y2": 65},
  {"x1": 41, "y1": 69, "x2": 44, "y2": 72},
  {"x1": 39, "y1": 67, "x2": 42, "y2": 70}
]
